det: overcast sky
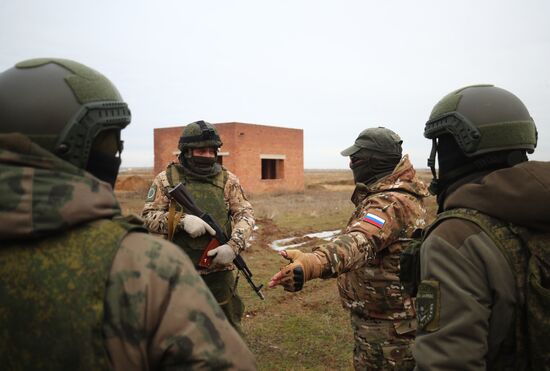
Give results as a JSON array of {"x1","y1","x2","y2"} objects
[{"x1": 2, "y1": 0, "x2": 549, "y2": 169}]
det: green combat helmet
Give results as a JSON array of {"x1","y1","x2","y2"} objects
[
  {"x1": 177, "y1": 120, "x2": 223, "y2": 177},
  {"x1": 424, "y1": 84, "x2": 537, "y2": 194},
  {"x1": 178, "y1": 120, "x2": 222, "y2": 151},
  {"x1": 0, "y1": 58, "x2": 131, "y2": 185}
]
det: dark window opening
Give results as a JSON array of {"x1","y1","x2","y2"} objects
[{"x1": 261, "y1": 159, "x2": 284, "y2": 179}]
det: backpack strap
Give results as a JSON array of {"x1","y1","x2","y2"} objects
[{"x1": 426, "y1": 208, "x2": 517, "y2": 277}]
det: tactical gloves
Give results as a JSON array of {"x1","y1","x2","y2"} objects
[
  {"x1": 268, "y1": 250, "x2": 328, "y2": 292},
  {"x1": 207, "y1": 244, "x2": 236, "y2": 265},
  {"x1": 180, "y1": 214, "x2": 216, "y2": 238}
]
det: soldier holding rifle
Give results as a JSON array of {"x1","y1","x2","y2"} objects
[{"x1": 143, "y1": 121, "x2": 256, "y2": 333}]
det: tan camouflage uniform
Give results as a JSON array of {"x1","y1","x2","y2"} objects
[
  {"x1": 314, "y1": 155, "x2": 429, "y2": 370},
  {"x1": 142, "y1": 168, "x2": 255, "y2": 272},
  {"x1": 0, "y1": 134, "x2": 256, "y2": 370}
]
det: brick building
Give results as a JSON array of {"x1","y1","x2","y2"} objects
[{"x1": 154, "y1": 122, "x2": 304, "y2": 194}]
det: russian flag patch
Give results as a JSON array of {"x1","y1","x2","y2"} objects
[{"x1": 363, "y1": 213, "x2": 386, "y2": 228}]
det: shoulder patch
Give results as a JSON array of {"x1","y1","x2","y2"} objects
[
  {"x1": 363, "y1": 212, "x2": 386, "y2": 228},
  {"x1": 416, "y1": 280, "x2": 440, "y2": 332},
  {"x1": 146, "y1": 184, "x2": 157, "y2": 202}
]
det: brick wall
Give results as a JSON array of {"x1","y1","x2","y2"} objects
[{"x1": 154, "y1": 122, "x2": 304, "y2": 194}]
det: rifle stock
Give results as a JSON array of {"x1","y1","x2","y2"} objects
[{"x1": 168, "y1": 183, "x2": 265, "y2": 300}]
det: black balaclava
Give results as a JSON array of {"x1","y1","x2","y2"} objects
[
  {"x1": 180, "y1": 149, "x2": 222, "y2": 179},
  {"x1": 434, "y1": 134, "x2": 528, "y2": 208},
  {"x1": 85, "y1": 130, "x2": 122, "y2": 188},
  {"x1": 86, "y1": 149, "x2": 121, "y2": 187},
  {"x1": 350, "y1": 148, "x2": 401, "y2": 186}
]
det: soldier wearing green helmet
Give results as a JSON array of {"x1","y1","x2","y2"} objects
[
  {"x1": 270, "y1": 127, "x2": 429, "y2": 370},
  {"x1": 142, "y1": 120, "x2": 255, "y2": 333},
  {"x1": 413, "y1": 85, "x2": 550, "y2": 370},
  {"x1": 0, "y1": 59, "x2": 256, "y2": 370}
]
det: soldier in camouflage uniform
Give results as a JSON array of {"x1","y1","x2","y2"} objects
[
  {"x1": 269, "y1": 127, "x2": 430, "y2": 370},
  {"x1": 413, "y1": 85, "x2": 549, "y2": 370},
  {"x1": 0, "y1": 59, "x2": 256, "y2": 370},
  {"x1": 142, "y1": 121, "x2": 255, "y2": 333}
]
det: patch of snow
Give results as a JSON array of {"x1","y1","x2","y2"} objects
[
  {"x1": 270, "y1": 229, "x2": 342, "y2": 251},
  {"x1": 304, "y1": 229, "x2": 341, "y2": 240}
]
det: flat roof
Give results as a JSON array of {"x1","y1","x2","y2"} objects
[{"x1": 155, "y1": 121, "x2": 302, "y2": 132}]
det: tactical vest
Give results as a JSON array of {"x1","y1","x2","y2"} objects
[
  {"x1": 166, "y1": 163, "x2": 232, "y2": 268},
  {"x1": 420, "y1": 208, "x2": 550, "y2": 371},
  {"x1": 0, "y1": 218, "x2": 142, "y2": 371}
]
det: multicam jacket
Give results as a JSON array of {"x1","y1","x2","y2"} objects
[
  {"x1": 142, "y1": 164, "x2": 255, "y2": 274},
  {"x1": 0, "y1": 134, "x2": 256, "y2": 370},
  {"x1": 314, "y1": 155, "x2": 430, "y2": 323}
]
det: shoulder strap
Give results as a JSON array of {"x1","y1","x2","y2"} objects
[
  {"x1": 222, "y1": 168, "x2": 229, "y2": 187},
  {"x1": 425, "y1": 208, "x2": 516, "y2": 275},
  {"x1": 208, "y1": 168, "x2": 228, "y2": 189},
  {"x1": 166, "y1": 162, "x2": 185, "y2": 188}
]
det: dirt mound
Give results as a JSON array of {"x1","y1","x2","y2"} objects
[{"x1": 115, "y1": 175, "x2": 151, "y2": 194}]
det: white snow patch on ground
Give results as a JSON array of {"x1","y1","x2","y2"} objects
[
  {"x1": 270, "y1": 229, "x2": 341, "y2": 251},
  {"x1": 304, "y1": 230, "x2": 341, "y2": 240}
]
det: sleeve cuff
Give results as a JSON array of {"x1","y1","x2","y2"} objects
[
  {"x1": 312, "y1": 249, "x2": 336, "y2": 278},
  {"x1": 227, "y1": 239, "x2": 242, "y2": 254}
]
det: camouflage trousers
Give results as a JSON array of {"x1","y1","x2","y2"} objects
[
  {"x1": 350, "y1": 314, "x2": 415, "y2": 371},
  {"x1": 201, "y1": 270, "x2": 245, "y2": 335}
]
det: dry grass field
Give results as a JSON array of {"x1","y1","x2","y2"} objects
[{"x1": 115, "y1": 168, "x2": 436, "y2": 370}]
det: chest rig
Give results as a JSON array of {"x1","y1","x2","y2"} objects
[{"x1": 165, "y1": 163, "x2": 232, "y2": 268}]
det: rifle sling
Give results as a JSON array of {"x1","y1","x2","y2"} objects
[{"x1": 167, "y1": 199, "x2": 183, "y2": 242}]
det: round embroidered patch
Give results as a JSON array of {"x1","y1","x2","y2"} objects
[{"x1": 146, "y1": 184, "x2": 157, "y2": 202}]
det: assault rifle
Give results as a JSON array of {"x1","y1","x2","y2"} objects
[{"x1": 168, "y1": 182, "x2": 265, "y2": 300}]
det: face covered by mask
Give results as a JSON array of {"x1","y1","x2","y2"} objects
[
  {"x1": 85, "y1": 130, "x2": 123, "y2": 188},
  {"x1": 86, "y1": 149, "x2": 121, "y2": 187},
  {"x1": 431, "y1": 134, "x2": 528, "y2": 208},
  {"x1": 180, "y1": 148, "x2": 222, "y2": 178},
  {"x1": 349, "y1": 148, "x2": 401, "y2": 186}
]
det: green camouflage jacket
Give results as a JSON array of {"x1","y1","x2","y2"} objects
[
  {"x1": 314, "y1": 155, "x2": 430, "y2": 322},
  {"x1": 0, "y1": 133, "x2": 256, "y2": 370}
]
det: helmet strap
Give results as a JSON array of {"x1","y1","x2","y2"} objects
[{"x1": 427, "y1": 138, "x2": 439, "y2": 194}]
